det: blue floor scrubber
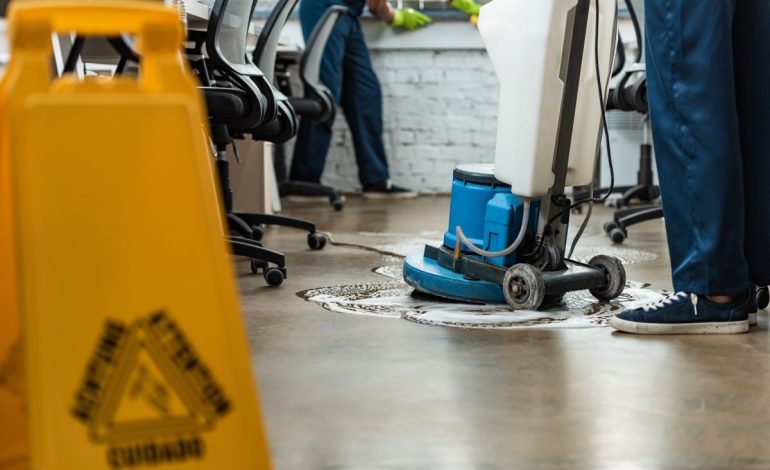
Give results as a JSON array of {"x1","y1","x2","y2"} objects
[{"x1": 404, "y1": 0, "x2": 626, "y2": 310}]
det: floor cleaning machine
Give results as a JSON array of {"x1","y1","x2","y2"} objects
[{"x1": 404, "y1": 0, "x2": 625, "y2": 310}]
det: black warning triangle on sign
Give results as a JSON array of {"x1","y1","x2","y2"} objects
[{"x1": 87, "y1": 319, "x2": 215, "y2": 444}]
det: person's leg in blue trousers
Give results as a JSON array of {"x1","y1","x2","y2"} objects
[
  {"x1": 291, "y1": 7, "x2": 390, "y2": 186},
  {"x1": 645, "y1": 0, "x2": 770, "y2": 296},
  {"x1": 339, "y1": 20, "x2": 390, "y2": 187},
  {"x1": 290, "y1": 4, "x2": 350, "y2": 183},
  {"x1": 733, "y1": 1, "x2": 770, "y2": 287}
]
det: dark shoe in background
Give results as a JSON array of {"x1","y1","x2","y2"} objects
[{"x1": 362, "y1": 180, "x2": 418, "y2": 200}]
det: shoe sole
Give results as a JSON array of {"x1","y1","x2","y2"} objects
[
  {"x1": 611, "y1": 316, "x2": 750, "y2": 335},
  {"x1": 361, "y1": 192, "x2": 419, "y2": 200},
  {"x1": 750, "y1": 312, "x2": 758, "y2": 326}
]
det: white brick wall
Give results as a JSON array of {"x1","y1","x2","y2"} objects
[{"x1": 290, "y1": 48, "x2": 501, "y2": 193}]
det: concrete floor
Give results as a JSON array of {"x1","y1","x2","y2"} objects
[{"x1": 238, "y1": 197, "x2": 770, "y2": 470}]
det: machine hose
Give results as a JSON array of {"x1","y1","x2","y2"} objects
[{"x1": 455, "y1": 198, "x2": 532, "y2": 259}]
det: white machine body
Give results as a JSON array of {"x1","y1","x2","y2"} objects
[{"x1": 478, "y1": 0, "x2": 617, "y2": 197}]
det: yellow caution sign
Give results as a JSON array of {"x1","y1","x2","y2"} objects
[
  {"x1": 0, "y1": 12, "x2": 27, "y2": 469},
  {"x1": 0, "y1": 3, "x2": 271, "y2": 469}
]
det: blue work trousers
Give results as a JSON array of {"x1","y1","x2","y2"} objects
[
  {"x1": 290, "y1": 3, "x2": 390, "y2": 186},
  {"x1": 645, "y1": 0, "x2": 770, "y2": 295}
]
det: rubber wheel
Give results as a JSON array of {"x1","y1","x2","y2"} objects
[
  {"x1": 756, "y1": 286, "x2": 769, "y2": 310},
  {"x1": 503, "y1": 264, "x2": 546, "y2": 310},
  {"x1": 252, "y1": 225, "x2": 264, "y2": 242},
  {"x1": 331, "y1": 195, "x2": 344, "y2": 212},
  {"x1": 608, "y1": 227, "x2": 626, "y2": 244},
  {"x1": 264, "y1": 268, "x2": 285, "y2": 287},
  {"x1": 307, "y1": 233, "x2": 327, "y2": 250},
  {"x1": 589, "y1": 255, "x2": 626, "y2": 301},
  {"x1": 603, "y1": 221, "x2": 618, "y2": 232}
]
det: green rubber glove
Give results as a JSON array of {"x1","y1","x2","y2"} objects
[
  {"x1": 451, "y1": 0, "x2": 481, "y2": 16},
  {"x1": 391, "y1": 8, "x2": 432, "y2": 30}
]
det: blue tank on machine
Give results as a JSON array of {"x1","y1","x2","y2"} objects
[{"x1": 404, "y1": 164, "x2": 540, "y2": 304}]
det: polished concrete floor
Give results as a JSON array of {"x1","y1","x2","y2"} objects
[{"x1": 238, "y1": 197, "x2": 770, "y2": 470}]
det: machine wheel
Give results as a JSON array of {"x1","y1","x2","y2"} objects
[
  {"x1": 307, "y1": 232, "x2": 327, "y2": 250},
  {"x1": 589, "y1": 255, "x2": 626, "y2": 301},
  {"x1": 330, "y1": 194, "x2": 345, "y2": 211},
  {"x1": 251, "y1": 225, "x2": 265, "y2": 242},
  {"x1": 756, "y1": 286, "x2": 769, "y2": 310},
  {"x1": 503, "y1": 264, "x2": 546, "y2": 310},
  {"x1": 264, "y1": 268, "x2": 285, "y2": 287}
]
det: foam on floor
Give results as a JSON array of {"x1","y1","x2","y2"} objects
[{"x1": 299, "y1": 265, "x2": 669, "y2": 330}]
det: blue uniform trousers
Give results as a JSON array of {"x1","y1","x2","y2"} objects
[
  {"x1": 290, "y1": 0, "x2": 390, "y2": 187},
  {"x1": 645, "y1": 0, "x2": 770, "y2": 295}
]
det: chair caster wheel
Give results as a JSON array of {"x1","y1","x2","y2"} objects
[
  {"x1": 608, "y1": 227, "x2": 626, "y2": 244},
  {"x1": 251, "y1": 225, "x2": 264, "y2": 242},
  {"x1": 330, "y1": 194, "x2": 344, "y2": 211},
  {"x1": 756, "y1": 286, "x2": 769, "y2": 310},
  {"x1": 605, "y1": 222, "x2": 626, "y2": 244},
  {"x1": 308, "y1": 233, "x2": 327, "y2": 250},
  {"x1": 250, "y1": 259, "x2": 266, "y2": 275},
  {"x1": 264, "y1": 268, "x2": 285, "y2": 287}
]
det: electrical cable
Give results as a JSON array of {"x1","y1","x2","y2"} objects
[
  {"x1": 623, "y1": 0, "x2": 642, "y2": 62},
  {"x1": 567, "y1": 184, "x2": 593, "y2": 259},
  {"x1": 455, "y1": 199, "x2": 532, "y2": 259}
]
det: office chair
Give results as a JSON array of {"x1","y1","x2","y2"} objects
[
  {"x1": 226, "y1": 0, "x2": 333, "y2": 245},
  {"x1": 267, "y1": 5, "x2": 347, "y2": 212},
  {"x1": 196, "y1": 0, "x2": 295, "y2": 286}
]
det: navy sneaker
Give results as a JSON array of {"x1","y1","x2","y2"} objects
[
  {"x1": 611, "y1": 289, "x2": 753, "y2": 335},
  {"x1": 749, "y1": 286, "x2": 759, "y2": 327}
]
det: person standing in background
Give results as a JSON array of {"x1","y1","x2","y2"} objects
[{"x1": 292, "y1": 0, "x2": 480, "y2": 198}]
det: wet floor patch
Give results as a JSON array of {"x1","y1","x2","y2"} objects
[{"x1": 299, "y1": 271, "x2": 669, "y2": 330}]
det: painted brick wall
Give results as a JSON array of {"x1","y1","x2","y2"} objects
[{"x1": 287, "y1": 48, "x2": 501, "y2": 193}]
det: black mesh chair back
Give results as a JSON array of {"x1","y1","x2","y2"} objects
[
  {"x1": 253, "y1": 0, "x2": 299, "y2": 84},
  {"x1": 206, "y1": 0, "x2": 276, "y2": 128},
  {"x1": 290, "y1": 5, "x2": 346, "y2": 122}
]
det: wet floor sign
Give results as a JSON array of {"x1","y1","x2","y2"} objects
[{"x1": 0, "y1": 3, "x2": 271, "y2": 469}]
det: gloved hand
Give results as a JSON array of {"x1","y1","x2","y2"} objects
[
  {"x1": 451, "y1": 0, "x2": 481, "y2": 16},
  {"x1": 391, "y1": 8, "x2": 432, "y2": 30}
]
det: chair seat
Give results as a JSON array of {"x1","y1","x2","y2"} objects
[{"x1": 202, "y1": 86, "x2": 251, "y2": 122}]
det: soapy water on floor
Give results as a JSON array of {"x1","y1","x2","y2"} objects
[
  {"x1": 309, "y1": 232, "x2": 665, "y2": 329},
  {"x1": 299, "y1": 266, "x2": 669, "y2": 330}
]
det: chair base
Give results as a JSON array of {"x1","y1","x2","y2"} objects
[
  {"x1": 603, "y1": 204, "x2": 664, "y2": 244},
  {"x1": 279, "y1": 181, "x2": 345, "y2": 211}
]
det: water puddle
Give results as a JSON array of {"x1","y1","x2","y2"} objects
[{"x1": 299, "y1": 269, "x2": 668, "y2": 330}]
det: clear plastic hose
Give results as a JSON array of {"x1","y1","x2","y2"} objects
[{"x1": 455, "y1": 198, "x2": 532, "y2": 259}]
